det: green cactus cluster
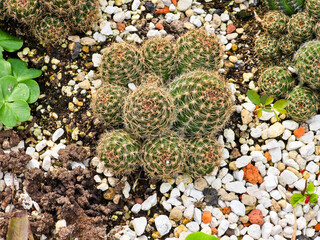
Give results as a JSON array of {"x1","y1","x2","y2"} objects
[
  {"x1": 255, "y1": 35, "x2": 281, "y2": 60},
  {"x1": 264, "y1": 0, "x2": 305, "y2": 15},
  {"x1": 262, "y1": 11, "x2": 289, "y2": 36},
  {"x1": 306, "y1": 0, "x2": 320, "y2": 19},
  {"x1": 2, "y1": 0, "x2": 100, "y2": 45},
  {"x1": 278, "y1": 35, "x2": 300, "y2": 55},
  {"x1": 315, "y1": 22, "x2": 320, "y2": 39},
  {"x1": 258, "y1": 67, "x2": 295, "y2": 98},
  {"x1": 94, "y1": 29, "x2": 234, "y2": 179},
  {"x1": 288, "y1": 12, "x2": 315, "y2": 43}
]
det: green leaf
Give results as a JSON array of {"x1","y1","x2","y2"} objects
[
  {"x1": 262, "y1": 108, "x2": 273, "y2": 112},
  {"x1": 257, "y1": 108, "x2": 263, "y2": 118},
  {"x1": 7, "y1": 83, "x2": 29, "y2": 102},
  {"x1": 8, "y1": 59, "x2": 42, "y2": 81},
  {"x1": 290, "y1": 193, "x2": 305, "y2": 207},
  {"x1": 273, "y1": 110, "x2": 280, "y2": 121},
  {"x1": 7, "y1": 210, "x2": 34, "y2": 240},
  {"x1": 0, "y1": 46, "x2": 3, "y2": 58},
  {"x1": 273, "y1": 99, "x2": 288, "y2": 109},
  {"x1": 306, "y1": 182, "x2": 315, "y2": 195},
  {"x1": 19, "y1": 80, "x2": 40, "y2": 103},
  {"x1": 310, "y1": 193, "x2": 318, "y2": 204},
  {"x1": 0, "y1": 30, "x2": 23, "y2": 52},
  {"x1": 0, "y1": 59, "x2": 12, "y2": 78},
  {"x1": 185, "y1": 232, "x2": 220, "y2": 240},
  {"x1": 0, "y1": 104, "x2": 17, "y2": 127},
  {"x1": 265, "y1": 96, "x2": 274, "y2": 106},
  {"x1": 8, "y1": 100, "x2": 30, "y2": 122},
  {"x1": 0, "y1": 99, "x2": 3, "y2": 109},
  {"x1": 260, "y1": 95, "x2": 268, "y2": 105},
  {"x1": 247, "y1": 90, "x2": 260, "y2": 105},
  {"x1": 275, "y1": 108, "x2": 287, "y2": 114},
  {"x1": 0, "y1": 75, "x2": 18, "y2": 100}
]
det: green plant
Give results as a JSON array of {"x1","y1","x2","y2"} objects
[
  {"x1": 4, "y1": 0, "x2": 40, "y2": 23},
  {"x1": 278, "y1": 35, "x2": 300, "y2": 55},
  {"x1": 176, "y1": 28, "x2": 223, "y2": 75},
  {"x1": 291, "y1": 182, "x2": 318, "y2": 207},
  {"x1": 262, "y1": 11, "x2": 289, "y2": 36},
  {"x1": 123, "y1": 84, "x2": 176, "y2": 139},
  {"x1": 255, "y1": 34, "x2": 281, "y2": 60},
  {"x1": 91, "y1": 83, "x2": 128, "y2": 127},
  {"x1": 40, "y1": 0, "x2": 78, "y2": 15},
  {"x1": 140, "y1": 73, "x2": 163, "y2": 86},
  {"x1": 258, "y1": 67, "x2": 295, "y2": 98},
  {"x1": 169, "y1": 70, "x2": 234, "y2": 136},
  {"x1": 141, "y1": 37, "x2": 176, "y2": 81},
  {"x1": 99, "y1": 42, "x2": 144, "y2": 87},
  {"x1": 97, "y1": 130, "x2": 141, "y2": 176},
  {"x1": 288, "y1": 12, "x2": 315, "y2": 43},
  {"x1": 33, "y1": 15, "x2": 70, "y2": 46},
  {"x1": 247, "y1": 90, "x2": 288, "y2": 121},
  {"x1": 264, "y1": 0, "x2": 305, "y2": 15},
  {"x1": 186, "y1": 232, "x2": 220, "y2": 240},
  {"x1": 0, "y1": 30, "x2": 23, "y2": 57},
  {"x1": 286, "y1": 86, "x2": 319, "y2": 122},
  {"x1": 186, "y1": 136, "x2": 222, "y2": 178},
  {"x1": 142, "y1": 131, "x2": 186, "y2": 179},
  {"x1": 315, "y1": 22, "x2": 320, "y2": 40},
  {"x1": 294, "y1": 40, "x2": 320, "y2": 89},
  {"x1": 306, "y1": 0, "x2": 320, "y2": 19}
]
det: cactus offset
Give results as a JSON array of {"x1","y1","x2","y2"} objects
[
  {"x1": 255, "y1": 35, "x2": 281, "y2": 60},
  {"x1": 33, "y1": 15, "x2": 70, "y2": 45},
  {"x1": 123, "y1": 84, "x2": 176, "y2": 139},
  {"x1": 288, "y1": 12, "x2": 315, "y2": 42},
  {"x1": 4, "y1": 0, "x2": 39, "y2": 23},
  {"x1": 262, "y1": 11, "x2": 289, "y2": 36},
  {"x1": 264, "y1": 0, "x2": 305, "y2": 15},
  {"x1": 141, "y1": 37, "x2": 176, "y2": 81},
  {"x1": 186, "y1": 136, "x2": 222, "y2": 178},
  {"x1": 142, "y1": 132, "x2": 186, "y2": 179},
  {"x1": 99, "y1": 42, "x2": 144, "y2": 86},
  {"x1": 140, "y1": 73, "x2": 164, "y2": 86},
  {"x1": 278, "y1": 35, "x2": 300, "y2": 55},
  {"x1": 39, "y1": 0, "x2": 78, "y2": 15},
  {"x1": 315, "y1": 22, "x2": 320, "y2": 39},
  {"x1": 306, "y1": 0, "x2": 320, "y2": 19},
  {"x1": 97, "y1": 130, "x2": 141, "y2": 176},
  {"x1": 169, "y1": 70, "x2": 234, "y2": 136},
  {"x1": 258, "y1": 67, "x2": 295, "y2": 98},
  {"x1": 91, "y1": 83, "x2": 128, "y2": 127},
  {"x1": 294, "y1": 40, "x2": 320, "y2": 89},
  {"x1": 286, "y1": 86, "x2": 319, "y2": 122},
  {"x1": 176, "y1": 28, "x2": 223, "y2": 75}
]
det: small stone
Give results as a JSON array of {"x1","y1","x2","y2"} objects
[
  {"x1": 169, "y1": 207, "x2": 183, "y2": 222},
  {"x1": 268, "y1": 122, "x2": 285, "y2": 138},
  {"x1": 282, "y1": 120, "x2": 299, "y2": 130},
  {"x1": 36, "y1": 140, "x2": 47, "y2": 152},
  {"x1": 52, "y1": 128, "x2": 64, "y2": 142},
  {"x1": 133, "y1": 217, "x2": 147, "y2": 236},
  {"x1": 194, "y1": 178, "x2": 207, "y2": 191},
  {"x1": 221, "y1": 13, "x2": 230, "y2": 22},
  {"x1": 248, "y1": 209, "x2": 264, "y2": 225},
  {"x1": 202, "y1": 211, "x2": 212, "y2": 224},
  {"x1": 307, "y1": 115, "x2": 320, "y2": 131},
  {"x1": 186, "y1": 221, "x2": 199, "y2": 232},
  {"x1": 212, "y1": 14, "x2": 221, "y2": 29},
  {"x1": 227, "y1": 24, "x2": 236, "y2": 34},
  {"x1": 55, "y1": 219, "x2": 66, "y2": 232},
  {"x1": 264, "y1": 175, "x2": 278, "y2": 192},
  {"x1": 218, "y1": 219, "x2": 229, "y2": 236},
  {"x1": 230, "y1": 200, "x2": 245, "y2": 216},
  {"x1": 80, "y1": 37, "x2": 96, "y2": 46},
  {"x1": 42, "y1": 156, "x2": 51, "y2": 171},
  {"x1": 155, "y1": 215, "x2": 172, "y2": 236},
  {"x1": 225, "y1": 181, "x2": 246, "y2": 194},
  {"x1": 132, "y1": 0, "x2": 141, "y2": 10},
  {"x1": 242, "y1": 194, "x2": 257, "y2": 206},
  {"x1": 78, "y1": 79, "x2": 90, "y2": 90},
  {"x1": 174, "y1": 225, "x2": 188, "y2": 238},
  {"x1": 243, "y1": 164, "x2": 263, "y2": 184},
  {"x1": 229, "y1": 55, "x2": 238, "y2": 63},
  {"x1": 279, "y1": 170, "x2": 298, "y2": 186},
  {"x1": 235, "y1": 156, "x2": 252, "y2": 168},
  {"x1": 160, "y1": 182, "x2": 172, "y2": 193},
  {"x1": 247, "y1": 224, "x2": 261, "y2": 239},
  {"x1": 177, "y1": 0, "x2": 192, "y2": 11}
]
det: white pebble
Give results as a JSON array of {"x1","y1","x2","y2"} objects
[
  {"x1": 133, "y1": 217, "x2": 147, "y2": 236},
  {"x1": 155, "y1": 215, "x2": 172, "y2": 236}
]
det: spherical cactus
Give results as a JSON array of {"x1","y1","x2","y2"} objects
[
  {"x1": 123, "y1": 84, "x2": 176, "y2": 139},
  {"x1": 306, "y1": 0, "x2": 320, "y2": 19},
  {"x1": 142, "y1": 131, "x2": 186, "y2": 179},
  {"x1": 286, "y1": 86, "x2": 319, "y2": 122},
  {"x1": 255, "y1": 35, "x2": 280, "y2": 60},
  {"x1": 186, "y1": 136, "x2": 222, "y2": 178},
  {"x1": 97, "y1": 130, "x2": 141, "y2": 176},
  {"x1": 294, "y1": 40, "x2": 320, "y2": 89},
  {"x1": 264, "y1": 0, "x2": 305, "y2": 16},
  {"x1": 99, "y1": 42, "x2": 144, "y2": 87},
  {"x1": 4, "y1": 0, "x2": 40, "y2": 23},
  {"x1": 262, "y1": 11, "x2": 289, "y2": 35},
  {"x1": 91, "y1": 83, "x2": 128, "y2": 127},
  {"x1": 258, "y1": 67, "x2": 295, "y2": 98},
  {"x1": 169, "y1": 70, "x2": 234, "y2": 136},
  {"x1": 315, "y1": 22, "x2": 320, "y2": 39},
  {"x1": 69, "y1": 0, "x2": 100, "y2": 33},
  {"x1": 141, "y1": 37, "x2": 176, "y2": 81},
  {"x1": 278, "y1": 35, "x2": 300, "y2": 55},
  {"x1": 140, "y1": 73, "x2": 164, "y2": 86},
  {"x1": 176, "y1": 28, "x2": 223, "y2": 75},
  {"x1": 288, "y1": 12, "x2": 315, "y2": 43},
  {"x1": 39, "y1": 0, "x2": 78, "y2": 15},
  {"x1": 33, "y1": 15, "x2": 70, "y2": 45}
]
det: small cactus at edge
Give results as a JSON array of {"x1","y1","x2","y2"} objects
[
  {"x1": 278, "y1": 35, "x2": 300, "y2": 55},
  {"x1": 255, "y1": 35, "x2": 281, "y2": 60},
  {"x1": 186, "y1": 136, "x2": 222, "y2": 178},
  {"x1": 288, "y1": 12, "x2": 315, "y2": 43},
  {"x1": 123, "y1": 84, "x2": 177, "y2": 139},
  {"x1": 169, "y1": 70, "x2": 234, "y2": 136},
  {"x1": 286, "y1": 86, "x2": 319, "y2": 122},
  {"x1": 306, "y1": 0, "x2": 320, "y2": 19},
  {"x1": 39, "y1": 0, "x2": 78, "y2": 15},
  {"x1": 99, "y1": 42, "x2": 144, "y2": 86},
  {"x1": 91, "y1": 83, "x2": 128, "y2": 127},
  {"x1": 142, "y1": 131, "x2": 186, "y2": 179},
  {"x1": 262, "y1": 11, "x2": 289, "y2": 35},
  {"x1": 258, "y1": 67, "x2": 295, "y2": 98},
  {"x1": 97, "y1": 130, "x2": 141, "y2": 176},
  {"x1": 4, "y1": 0, "x2": 39, "y2": 23},
  {"x1": 264, "y1": 0, "x2": 305, "y2": 15},
  {"x1": 315, "y1": 22, "x2": 320, "y2": 40}
]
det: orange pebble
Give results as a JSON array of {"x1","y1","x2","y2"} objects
[
  {"x1": 221, "y1": 206, "x2": 231, "y2": 214},
  {"x1": 155, "y1": 6, "x2": 170, "y2": 14},
  {"x1": 202, "y1": 210, "x2": 212, "y2": 224},
  {"x1": 116, "y1": 22, "x2": 125, "y2": 32},
  {"x1": 171, "y1": 0, "x2": 177, "y2": 5},
  {"x1": 264, "y1": 152, "x2": 272, "y2": 161},
  {"x1": 243, "y1": 222, "x2": 251, "y2": 227},
  {"x1": 155, "y1": 22, "x2": 164, "y2": 30},
  {"x1": 211, "y1": 227, "x2": 218, "y2": 235},
  {"x1": 294, "y1": 126, "x2": 306, "y2": 138},
  {"x1": 315, "y1": 223, "x2": 320, "y2": 231}
]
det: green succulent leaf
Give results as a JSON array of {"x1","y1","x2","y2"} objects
[
  {"x1": 310, "y1": 193, "x2": 318, "y2": 204},
  {"x1": 275, "y1": 108, "x2": 287, "y2": 114},
  {"x1": 257, "y1": 108, "x2": 263, "y2": 118},
  {"x1": 0, "y1": 75, "x2": 18, "y2": 100},
  {"x1": 273, "y1": 99, "x2": 288, "y2": 109},
  {"x1": 7, "y1": 83, "x2": 29, "y2": 102},
  {"x1": 185, "y1": 232, "x2": 220, "y2": 240},
  {"x1": 0, "y1": 104, "x2": 17, "y2": 127},
  {"x1": 265, "y1": 96, "x2": 274, "y2": 106},
  {"x1": 0, "y1": 46, "x2": 3, "y2": 58},
  {"x1": 306, "y1": 182, "x2": 315, "y2": 195},
  {"x1": 260, "y1": 95, "x2": 268, "y2": 105},
  {"x1": 262, "y1": 108, "x2": 273, "y2": 112},
  {"x1": 0, "y1": 30, "x2": 23, "y2": 52},
  {"x1": 247, "y1": 90, "x2": 260, "y2": 105},
  {"x1": 19, "y1": 80, "x2": 40, "y2": 103},
  {"x1": 0, "y1": 59, "x2": 12, "y2": 78},
  {"x1": 290, "y1": 193, "x2": 305, "y2": 207},
  {"x1": 8, "y1": 59, "x2": 42, "y2": 81},
  {"x1": 8, "y1": 100, "x2": 30, "y2": 122}
]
